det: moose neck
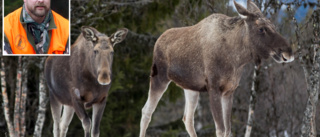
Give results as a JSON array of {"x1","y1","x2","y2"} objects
[
  {"x1": 214, "y1": 18, "x2": 254, "y2": 69},
  {"x1": 233, "y1": 21, "x2": 256, "y2": 67}
]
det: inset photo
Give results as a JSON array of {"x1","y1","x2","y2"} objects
[{"x1": 3, "y1": 0, "x2": 70, "y2": 55}]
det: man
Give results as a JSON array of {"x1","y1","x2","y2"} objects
[{"x1": 4, "y1": 0, "x2": 69, "y2": 54}]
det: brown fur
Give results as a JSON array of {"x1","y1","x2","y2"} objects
[
  {"x1": 45, "y1": 26, "x2": 128, "y2": 137},
  {"x1": 139, "y1": 1, "x2": 294, "y2": 137}
]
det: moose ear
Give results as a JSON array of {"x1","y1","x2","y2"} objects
[
  {"x1": 81, "y1": 26, "x2": 98, "y2": 42},
  {"x1": 247, "y1": 0, "x2": 263, "y2": 16},
  {"x1": 234, "y1": 0, "x2": 254, "y2": 18},
  {"x1": 110, "y1": 28, "x2": 128, "y2": 46}
]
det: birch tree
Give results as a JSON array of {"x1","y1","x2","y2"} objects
[
  {"x1": 33, "y1": 57, "x2": 48, "y2": 137},
  {"x1": 295, "y1": 9, "x2": 320, "y2": 137},
  {"x1": 1, "y1": 56, "x2": 14, "y2": 137},
  {"x1": 12, "y1": 57, "x2": 28, "y2": 137},
  {"x1": 13, "y1": 57, "x2": 22, "y2": 137},
  {"x1": 244, "y1": 65, "x2": 261, "y2": 137},
  {"x1": 1, "y1": 56, "x2": 29, "y2": 137},
  {"x1": 20, "y1": 57, "x2": 28, "y2": 137}
]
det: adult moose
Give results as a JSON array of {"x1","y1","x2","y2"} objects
[
  {"x1": 139, "y1": 1, "x2": 294, "y2": 137},
  {"x1": 45, "y1": 26, "x2": 128, "y2": 137}
]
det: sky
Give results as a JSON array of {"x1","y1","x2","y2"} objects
[{"x1": 230, "y1": 0, "x2": 319, "y2": 23}]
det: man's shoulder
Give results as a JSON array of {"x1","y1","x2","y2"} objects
[
  {"x1": 51, "y1": 10, "x2": 69, "y2": 24},
  {"x1": 50, "y1": 10, "x2": 69, "y2": 47},
  {"x1": 4, "y1": 7, "x2": 23, "y2": 22},
  {"x1": 4, "y1": 7, "x2": 23, "y2": 33}
]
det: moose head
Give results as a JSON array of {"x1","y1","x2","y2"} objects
[
  {"x1": 81, "y1": 26, "x2": 128, "y2": 85},
  {"x1": 234, "y1": 0, "x2": 294, "y2": 63}
]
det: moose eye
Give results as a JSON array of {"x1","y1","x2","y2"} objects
[
  {"x1": 259, "y1": 27, "x2": 268, "y2": 34},
  {"x1": 259, "y1": 28, "x2": 264, "y2": 33},
  {"x1": 94, "y1": 50, "x2": 99, "y2": 55}
]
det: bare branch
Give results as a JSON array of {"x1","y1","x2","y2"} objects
[{"x1": 102, "y1": 0, "x2": 154, "y2": 6}]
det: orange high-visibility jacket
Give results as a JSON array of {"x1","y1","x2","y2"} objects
[{"x1": 4, "y1": 7, "x2": 69, "y2": 54}]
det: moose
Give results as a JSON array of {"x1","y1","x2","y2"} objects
[
  {"x1": 139, "y1": 1, "x2": 294, "y2": 137},
  {"x1": 45, "y1": 26, "x2": 128, "y2": 137}
]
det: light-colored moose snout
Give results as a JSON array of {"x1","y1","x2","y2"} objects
[
  {"x1": 97, "y1": 70, "x2": 111, "y2": 85},
  {"x1": 281, "y1": 52, "x2": 294, "y2": 63},
  {"x1": 270, "y1": 51, "x2": 294, "y2": 63}
]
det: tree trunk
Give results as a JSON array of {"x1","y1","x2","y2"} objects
[
  {"x1": 33, "y1": 57, "x2": 48, "y2": 137},
  {"x1": 300, "y1": 44, "x2": 320, "y2": 137},
  {"x1": 19, "y1": 57, "x2": 28, "y2": 137},
  {"x1": 244, "y1": 65, "x2": 260, "y2": 137},
  {"x1": 1, "y1": 56, "x2": 15, "y2": 137},
  {"x1": 299, "y1": 9, "x2": 320, "y2": 137},
  {"x1": 13, "y1": 56, "x2": 22, "y2": 137}
]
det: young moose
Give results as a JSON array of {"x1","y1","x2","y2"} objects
[
  {"x1": 45, "y1": 26, "x2": 128, "y2": 137},
  {"x1": 139, "y1": 1, "x2": 294, "y2": 137}
]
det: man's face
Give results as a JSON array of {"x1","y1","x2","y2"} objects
[{"x1": 24, "y1": 0, "x2": 51, "y2": 17}]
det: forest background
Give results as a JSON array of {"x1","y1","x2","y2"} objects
[{"x1": 0, "y1": 0, "x2": 319, "y2": 137}]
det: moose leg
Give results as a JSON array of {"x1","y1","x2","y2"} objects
[
  {"x1": 221, "y1": 93, "x2": 234, "y2": 137},
  {"x1": 139, "y1": 77, "x2": 170, "y2": 137},
  {"x1": 59, "y1": 105, "x2": 75, "y2": 137},
  {"x1": 72, "y1": 89, "x2": 91, "y2": 137},
  {"x1": 91, "y1": 98, "x2": 107, "y2": 137},
  {"x1": 208, "y1": 88, "x2": 225, "y2": 137},
  {"x1": 182, "y1": 89, "x2": 199, "y2": 137},
  {"x1": 50, "y1": 95, "x2": 62, "y2": 137}
]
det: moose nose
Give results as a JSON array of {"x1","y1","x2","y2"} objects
[
  {"x1": 97, "y1": 71, "x2": 111, "y2": 85},
  {"x1": 281, "y1": 53, "x2": 294, "y2": 63},
  {"x1": 102, "y1": 73, "x2": 108, "y2": 79}
]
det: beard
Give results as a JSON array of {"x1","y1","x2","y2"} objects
[{"x1": 27, "y1": 4, "x2": 49, "y2": 17}]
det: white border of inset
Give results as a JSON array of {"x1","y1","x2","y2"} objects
[{"x1": 2, "y1": 0, "x2": 71, "y2": 56}]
